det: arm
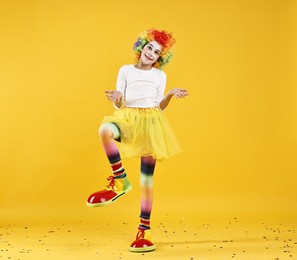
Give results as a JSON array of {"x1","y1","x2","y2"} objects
[
  {"x1": 159, "y1": 88, "x2": 188, "y2": 110},
  {"x1": 105, "y1": 65, "x2": 127, "y2": 108}
]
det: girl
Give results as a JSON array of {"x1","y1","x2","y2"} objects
[{"x1": 86, "y1": 28, "x2": 188, "y2": 252}]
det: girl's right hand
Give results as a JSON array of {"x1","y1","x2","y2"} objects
[{"x1": 105, "y1": 90, "x2": 123, "y2": 102}]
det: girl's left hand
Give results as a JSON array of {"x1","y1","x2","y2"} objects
[{"x1": 169, "y1": 88, "x2": 188, "y2": 98}]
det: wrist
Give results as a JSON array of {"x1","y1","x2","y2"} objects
[{"x1": 167, "y1": 91, "x2": 174, "y2": 98}]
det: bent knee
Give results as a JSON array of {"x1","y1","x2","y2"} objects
[
  {"x1": 98, "y1": 123, "x2": 120, "y2": 140},
  {"x1": 98, "y1": 124, "x2": 110, "y2": 135}
]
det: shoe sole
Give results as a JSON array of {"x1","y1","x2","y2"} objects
[
  {"x1": 86, "y1": 185, "x2": 132, "y2": 207},
  {"x1": 129, "y1": 244, "x2": 156, "y2": 253}
]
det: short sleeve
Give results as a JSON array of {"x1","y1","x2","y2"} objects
[{"x1": 155, "y1": 71, "x2": 166, "y2": 105}]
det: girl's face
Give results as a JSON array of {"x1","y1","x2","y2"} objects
[{"x1": 139, "y1": 41, "x2": 162, "y2": 66}]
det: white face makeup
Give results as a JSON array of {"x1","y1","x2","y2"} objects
[{"x1": 139, "y1": 41, "x2": 162, "y2": 67}]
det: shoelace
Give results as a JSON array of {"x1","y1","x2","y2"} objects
[
  {"x1": 106, "y1": 176, "x2": 115, "y2": 189},
  {"x1": 136, "y1": 229, "x2": 145, "y2": 239}
]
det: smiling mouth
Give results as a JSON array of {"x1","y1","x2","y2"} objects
[{"x1": 144, "y1": 54, "x2": 153, "y2": 61}]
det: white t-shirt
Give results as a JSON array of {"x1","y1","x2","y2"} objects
[{"x1": 115, "y1": 64, "x2": 166, "y2": 108}]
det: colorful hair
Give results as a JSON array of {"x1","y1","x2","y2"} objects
[{"x1": 133, "y1": 28, "x2": 176, "y2": 69}]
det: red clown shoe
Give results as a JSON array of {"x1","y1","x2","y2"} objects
[
  {"x1": 86, "y1": 175, "x2": 132, "y2": 207},
  {"x1": 129, "y1": 228, "x2": 156, "y2": 252}
]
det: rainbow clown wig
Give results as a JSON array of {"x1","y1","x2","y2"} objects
[{"x1": 133, "y1": 28, "x2": 176, "y2": 69}]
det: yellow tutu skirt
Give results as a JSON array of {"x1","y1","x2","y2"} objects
[{"x1": 101, "y1": 107, "x2": 182, "y2": 160}]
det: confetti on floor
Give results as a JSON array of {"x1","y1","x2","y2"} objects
[{"x1": 0, "y1": 216, "x2": 296, "y2": 260}]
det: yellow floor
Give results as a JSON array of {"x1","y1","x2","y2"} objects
[{"x1": 1, "y1": 210, "x2": 296, "y2": 260}]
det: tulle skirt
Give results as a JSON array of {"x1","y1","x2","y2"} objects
[{"x1": 101, "y1": 107, "x2": 182, "y2": 160}]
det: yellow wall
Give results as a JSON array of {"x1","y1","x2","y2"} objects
[{"x1": 0, "y1": 0, "x2": 296, "y2": 223}]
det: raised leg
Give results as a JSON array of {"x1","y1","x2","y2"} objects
[{"x1": 86, "y1": 123, "x2": 131, "y2": 207}]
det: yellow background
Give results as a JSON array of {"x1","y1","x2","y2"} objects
[{"x1": 0, "y1": 0, "x2": 297, "y2": 258}]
